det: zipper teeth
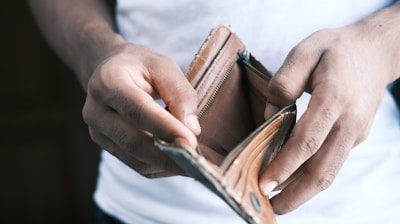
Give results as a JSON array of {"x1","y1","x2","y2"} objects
[{"x1": 198, "y1": 56, "x2": 239, "y2": 120}]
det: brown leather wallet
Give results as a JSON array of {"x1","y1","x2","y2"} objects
[{"x1": 154, "y1": 25, "x2": 296, "y2": 224}]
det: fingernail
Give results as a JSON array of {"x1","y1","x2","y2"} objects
[
  {"x1": 186, "y1": 114, "x2": 201, "y2": 135},
  {"x1": 264, "y1": 103, "x2": 280, "y2": 120},
  {"x1": 261, "y1": 181, "x2": 278, "y2": 196}
]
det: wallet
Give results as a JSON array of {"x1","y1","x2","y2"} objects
[{"x1": 154, "y1": 25, "x2": 296, "y2": 224}]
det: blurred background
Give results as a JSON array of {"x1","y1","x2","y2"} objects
[{"x1": 2, "y1": 1, "x2": 101, "y2": 223}]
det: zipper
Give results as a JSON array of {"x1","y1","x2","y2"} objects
[
  {"x1": 197, "y1": 50, "x2": 269, "y2": 120},
  {"x1": 198, "y1": 54, "x2": 240, "y2": 120}
]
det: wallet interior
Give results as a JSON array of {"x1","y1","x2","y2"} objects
[
  {"x1": 195, "y1": 50, "x2": 274, "y2": 166},
  {"x1": 154, "y1": 25, "x2": 296, "y2": 224}
]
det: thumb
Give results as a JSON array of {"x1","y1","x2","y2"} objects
[
  {"x1": 153, "y1": 60, "x2": 201, "y2": 138},
  {"x1": 265, "y1": 43, "x2": 322, "y2": 119}
]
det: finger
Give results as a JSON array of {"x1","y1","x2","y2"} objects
[
  {"x1": 92, "y1": 71, "x2": 198, "y2": 149},
  {"x1": 270, "y1": 120, "x2": 353, "y2": 214},
  {"x1": 274, "y1": 163, "x2": 306, "y2": 191},
  {"x1": 89, "y1": 128, "x2": 185, "y2": 177},
  {"x1": 88, "y1": 128, "x2": 162, "y2": 174},
  {"x1": 265, "y1": 35, "x2": 325, "y2": 120},
  {"x1": 151, "y1": 58, "x2": 201, "y2": 136},
  {"x1": 260, "y1": 85, "x2": 341, "y2": 194},
  {"x1": 83, "y1": 97, "x2": 184, "y2": 174},
  {"x1": 268, "y1": 37, "x2": 324, "y2": 106}
]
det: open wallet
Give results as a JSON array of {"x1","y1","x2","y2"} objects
[{"x1": 154, "y1": 25, "x2": 297, "y2": 224}]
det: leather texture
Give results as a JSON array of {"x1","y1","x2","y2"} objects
[{"x1": 154, "y1": 25, "x2": 296, "y2": 224}]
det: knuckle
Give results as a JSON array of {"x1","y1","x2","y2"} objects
[
  {"x1": 352, "y1": 121, "x2": 371, "y2": 146},
  {"x1": 288, "y1": 35, "x2": 323, "y2": 60},
  {"x1": 303, "y1": 28, "x2": 335, "y2": 48},
  {"x1": 319, "y1": 106, "x2": 337, "y2": 125},
  {"x1": 279, "y1": 201, "x2": 297, "y2": 215},
  {"x1": 87, "y1": 70, "x2": 108, "y2": 99},
  {"x1": 89, "y1": 61, "x2": 125, "y2": 102},
  {"x1": 296, "y1": 135, "x2": 320, "y2": 158},
  {"x1": 340, "y1": 114, "x2": 372, "y2": 146},
  {"x1": 126, "y1": 99, "x2": 149, "y2": 123},
  {"x1": 114, "y1": 128, "x2": 143, "y2": 156},
  {"x1": 149, "y1": 54, "x2": 180, "y2": 74},
  {"x1": 321, "y1": 86, "x2": 340, "y2": 102},
  {"x1": 289, "y1": 43, "x2": 308, "y2": 57},
  {"x1": 87, "y1": 128, "x2": 100, "y2": 144},
  {"x1": 314, "y1": 172, "x2": 335, "y2": 192},
  {"x1": 116, "y1": 130, "x2": 131, "y2": 149},
  {"x1": 306, "y1": 166, "x2": 337, "y2": 193},
  {"x1": 162, "y1": 56, "x2": 178, "y2": 67},
  {"x1": 124, "y1": 133, "x2": 156, "y2": 163},
  {"x1": 82, "y1": 99, "x2": 99, "y2": 127},
  {"x1": 158, "y1": 55, "x2": 180, "y2": 69},
  {"x1": 126, "y1": 137, "x2": 144, "y2": 157},
  {"x1": 356, "y1": 131, "x2": 369, "y2": 145},
  {"x1": 82, "y1": 104, "x2": 91, "y2": 125}
]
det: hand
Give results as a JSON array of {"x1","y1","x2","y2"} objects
[
  {"x1": 259, "y1": 6, "x2": 400, "y2": 214},
  {"x1": 82, "y1": 43, "x2": 201, "y2": 178}
]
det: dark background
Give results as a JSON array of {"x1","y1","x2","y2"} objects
[{"x1": 2, "y1": 1, "x2": 101, "y2": 223}]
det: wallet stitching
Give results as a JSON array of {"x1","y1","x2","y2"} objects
[
  {"x1": 197, "y1": 37, "x2": 238, "y2": 110},
  {"x1": 186, "y1": 27, "x2": 218, "y2": 80}
]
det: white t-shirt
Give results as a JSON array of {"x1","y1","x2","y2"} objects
[{"x1": 94, "y1": 1, "x2": 400, "y2": 223}]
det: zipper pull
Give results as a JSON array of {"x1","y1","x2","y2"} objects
[{"x1": 238, "y1": 50, "x2": 250, "y2": 62}]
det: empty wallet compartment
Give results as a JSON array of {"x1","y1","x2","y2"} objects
[{"x1": 154, "y1": 25, "x2": 296, "y2": 224}]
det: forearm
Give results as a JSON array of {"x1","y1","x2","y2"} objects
[{"x1": 28, "y1": 0, "x2": 125, "y2": 90}]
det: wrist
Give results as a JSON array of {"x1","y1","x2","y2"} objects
[{"x1": 76, "y1": 22, "x2": 127, "y2": 90}]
